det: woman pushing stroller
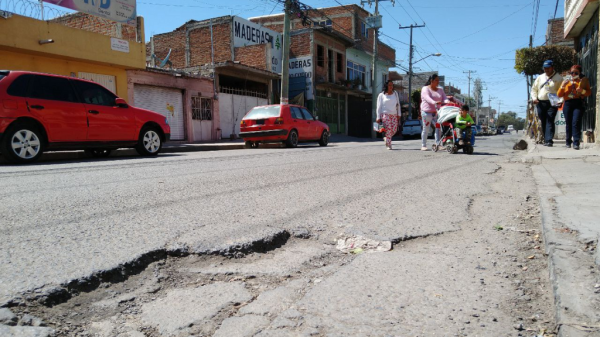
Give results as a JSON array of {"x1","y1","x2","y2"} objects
[{"x1": 420, "y1": 74, "x2": 448, "y2": 151}]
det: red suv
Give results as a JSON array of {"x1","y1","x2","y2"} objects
[
  {"x1": 239, "y1": 104, "x2": 329, "y2": 148},
  {"x1": 0, "y1": 70, "x2": 170, "y2": 164}
]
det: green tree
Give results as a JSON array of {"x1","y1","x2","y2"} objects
[
  {"x1": 514, "y1": 45, "x2": 575, "y2": 75},
  {"x1": 497, "y1": 111, "x2": 525, "y2": 130}
]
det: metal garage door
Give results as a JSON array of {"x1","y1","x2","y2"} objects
[
  {"x1": 78, "y1": 72, "x2": 116, "y2": 93},
  {"x1": 134, "y1": 85, "x2": 185, "y2": 140}
]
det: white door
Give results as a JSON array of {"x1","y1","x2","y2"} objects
[
  {"x1": 78, "y1": 72, "x2": 116, "y2": 94},
  {"x1": 219, "y1": 93, "x2": 268, "y2": 138},
  {"x1": 134, "y1": 85, "x2": 185, "y2": 140},
  {"x1": 191, "y1": 96, "x2": 214, "y2": 141}
]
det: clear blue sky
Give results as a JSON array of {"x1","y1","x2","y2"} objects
[{"x1": 42, "y1": 0, "x2": 566, "y2": 117}]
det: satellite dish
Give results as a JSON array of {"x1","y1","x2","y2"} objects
[{"x1": 160, "y1": 49, "x2": 172, "y2": 68}]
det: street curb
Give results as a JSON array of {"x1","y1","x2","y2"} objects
[
  {"x1": 532, "y1": 165, "x2": 598, "y2": 337},
  {"x1": 0, "y1": 143, "x2": 245, "y2": 164}
]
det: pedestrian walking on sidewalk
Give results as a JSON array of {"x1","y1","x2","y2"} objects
[
  {"x1": 531, "y1": 60, "x2": 563, "y2": 147},
  {"x1": 557, "y1": 65, "x2": 591, "y2": 150},
  {"x1": 376, "y1": 80, "x2": 400, "y2": 150},
  {"x1": 420, "y1": 74, "x2": 446, "y2": 151}
]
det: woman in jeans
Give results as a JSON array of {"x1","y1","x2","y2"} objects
[
  {"x1": 376, "y1": 80, "x2": 400, "y2": 150},
  {"x1": 420, "y1": 74, "x2": 447, "y2": 151},
  {"x1": 557, "y1": 65, "x2": 591, "y2": 150}
]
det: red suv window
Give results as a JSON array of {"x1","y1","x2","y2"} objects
[
  {"x1": 30, "y1": 75, "x2": 78, "y2": 102},
  {"x1": 72, "y1": 80, "x2": 117, "y2": 106},
  {"x1": 6, "y1": 74, "x2": 33, "y2": 97}
]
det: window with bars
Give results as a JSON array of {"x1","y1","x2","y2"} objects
[{"x1": 192, "y1": 96, "x2": 213, "y2": 121}]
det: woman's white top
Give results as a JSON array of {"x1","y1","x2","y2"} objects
[{"x1": 376, "y1": 91, "x2": 399, "y2": 120}]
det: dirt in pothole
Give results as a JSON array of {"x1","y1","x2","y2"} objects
[{"x1": 9, "y1": 239, "x2": 352, "y2": 336}]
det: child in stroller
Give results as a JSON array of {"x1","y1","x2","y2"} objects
[{"x1": 432, "y1": 104, "x2": 475, "y2": 154}]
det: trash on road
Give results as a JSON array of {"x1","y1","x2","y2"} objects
[{"x1": 336, "y1": 235, "x2": 392, "y2": 254}]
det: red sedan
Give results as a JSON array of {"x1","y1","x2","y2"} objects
[{"x1": 239, "y1": 104, "x2": 330, "y2": 148}]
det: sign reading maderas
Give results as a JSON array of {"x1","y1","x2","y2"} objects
[
  {"x1": 232, "y1": 16, "x2": 282, "y2": 74},
  {"x1": 289, "y1": 56, "x2": 314, "y2": 100}
]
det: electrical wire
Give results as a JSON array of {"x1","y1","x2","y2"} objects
[{"x1": 444, "y1": 1, "x2": 533, "y2": 44}]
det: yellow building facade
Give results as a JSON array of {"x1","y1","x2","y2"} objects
[{"x1": 0, "y1": 13, "x2": 146, "y2": 100}]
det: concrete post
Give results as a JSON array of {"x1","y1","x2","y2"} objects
[{"x1": 280, "y1": 0, "x2": 291, "y2": 105}]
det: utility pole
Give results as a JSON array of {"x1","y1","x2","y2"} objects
[
  {"x1": 280, "y1": 0, "x2": 292, "y2": 105},
  {"x1": 361, "y1": 0, "x2": 394, "y2": 138},
  {"x1": 399, "y1": 23, "x2": 425, "y2": 119},
  {"x1": 463, "y1": 70, "x2": 476, "y2": 108},
  {"x1": 497, "y1": 100, "x2": 503, "y2": 122},
  {"x1": 488, "y1": 95, "x2": 497, "y2": 125}
]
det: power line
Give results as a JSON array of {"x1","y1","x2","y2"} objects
[
  {"x1": 531, "y1": 0, "x2": 541, "y2": 41},
  {"x1": 445, "y1": 1, "x2": 533, "y2": 44}
]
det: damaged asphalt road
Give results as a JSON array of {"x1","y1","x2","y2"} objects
[{"x1": 0, "y1": 135, "x2": 556, "y2": 336}]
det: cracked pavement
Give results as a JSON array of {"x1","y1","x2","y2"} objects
[{"x1": 0, "y1": 134, "x2": 556, "y2": 336}]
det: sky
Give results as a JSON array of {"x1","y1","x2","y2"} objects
[{"x1": 39, "y1": 0, "x2": 566, "y2": 118}]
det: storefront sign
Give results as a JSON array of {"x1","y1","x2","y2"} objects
[
  {"x1": 232, "y1": 16, "x2": 282, "y2": 73},
  {"x1": 110, "y1": 37, "x2": 129, "y2": 53},
  {"x1": 43, "y1": 0, "x2": 137, "y2": 26},
  {"x1": 289, "y1": 56, "x2": 314, "y2": 100}
]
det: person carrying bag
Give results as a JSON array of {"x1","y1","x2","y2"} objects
[
  {"x1": 376, "y1": 80, "x2": 400, "y2": 150},
  {"x1": 531, "y1": 60, "x2": 563, "y2": 146},
  {"x1": 557, "y1": 65, "x2": 591, "y2": 150}
]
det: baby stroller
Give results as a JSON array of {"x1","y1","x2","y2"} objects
[{"x1": 431, "y1": 106, "x2": 474, "y2": 155}]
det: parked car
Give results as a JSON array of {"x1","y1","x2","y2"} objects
[
  {"x1": 0, "y1": 70, "x2": 170, "y2": 164},
  {"x1": 497, "y1": 125, "x2": 506, "y2": 134},
  {"x1": 475, "y1": 125, "x2": 482, "y2": 135},
  {"x1": 401, "y1": 119, "x2": 434, "y2": 139},
  {"x1": 402, "y1": 119, "x2": 421, "y2": 138},
  {"x1": 239, "y1": 104, "x2": 329, "y2": 148},
  {"x1": 507, "y1": 125, "x2": 515, "y2": 133},
  {"x1": 471, "y1": 125, "x2": 478, "y2": 136}
]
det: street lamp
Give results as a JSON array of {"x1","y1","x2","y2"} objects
[
  {"x1": 408, "y1": 53, "x2": 441, "y2": 119},
  {"x1": 413, "y1": 53, "x2": 442, "y2": 65}
]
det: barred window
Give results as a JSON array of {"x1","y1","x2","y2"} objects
[{"x1": 192, "y1": 96, "x2": 212, "y2": 121}]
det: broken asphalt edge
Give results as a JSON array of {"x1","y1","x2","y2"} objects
[{"x1": 1, "y1": 228, "x2": 290, "y2": 309}]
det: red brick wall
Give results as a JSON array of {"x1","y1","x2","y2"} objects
[
  {"x1": 546, "y1": 18, "x2": 574, "y2": 46},
  {"x1": 234, "y1": 45, "x2": 268, "y2": 70},
  {"x1": 188, "y1": 23, "x2": 232, "y2": 66},
  {"x1": 151, "y1": 29, "x2": 187, "y2": 68},
  {"x1": 51, "y1": 13, "x2": 137, "y2": 40},
  {"x1": 378, "y1": 43, "x2": 396, "y2": 65},
  {"x1": 290, "y1": 33, "x2": 311, "y2": 58},
  {"x1": 250, "y1": 14, "x2": 284, "y2": 32},
  {"x1": 314, "y1": 31, "x2": 346, "y2": 83},
  {"x1": 250, "y1": 5, "x2": 396, "y2": 64},
  {"x1": 148, "y1": 21, "x2": 232, "y2": 69}
]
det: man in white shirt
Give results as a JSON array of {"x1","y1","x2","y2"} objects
[{"x1": 531, "y1": 60, "x2": 562, "y2": 146}]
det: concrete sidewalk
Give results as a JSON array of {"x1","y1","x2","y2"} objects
[{"x1": 521, "y1": 139, "x2": 600, "y2": 336}]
